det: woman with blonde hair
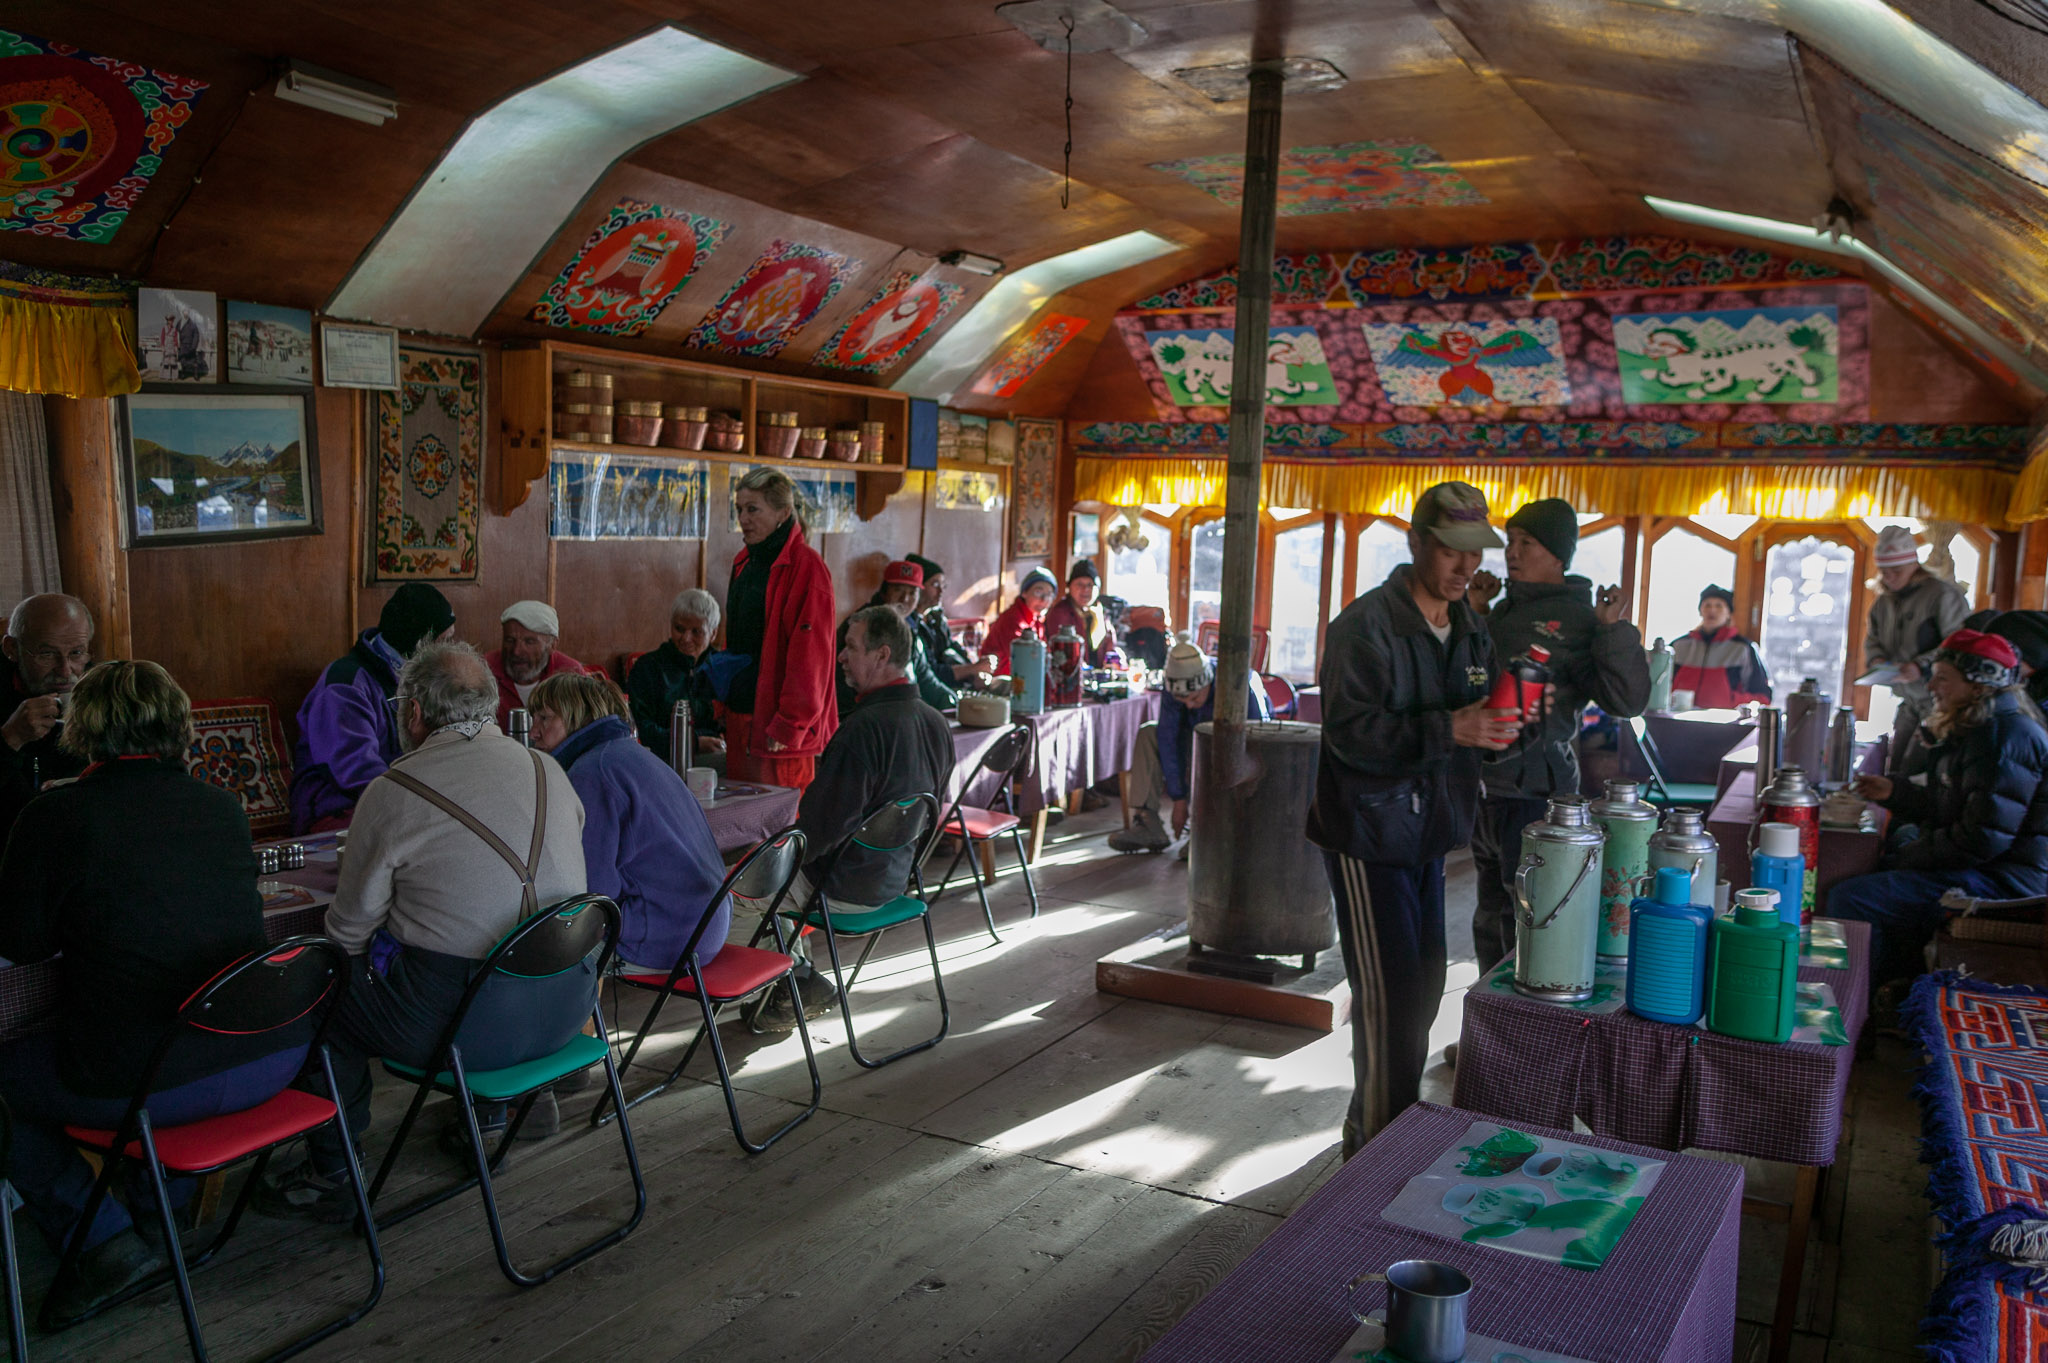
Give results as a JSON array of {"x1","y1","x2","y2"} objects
[
  {"x1": 529, "y1": 672, "x2": 730, "y2": 974},
  {"x1": 722, "y1": 467, "x2": 837, "y2": 789},
  {"x1": 0, "y1": 661, "x2": 294, "y2": 1317}
]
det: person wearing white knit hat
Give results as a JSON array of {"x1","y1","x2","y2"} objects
[
  {"x1": 486, "y1": 599, "x2": 597, "y2": 731},
  {"x1": 1107, "y1": 632, "x2": 1270, "y2": 854},
  {"x1": 1865, "y1": 524, "x2": 1969, "y2": 774}
]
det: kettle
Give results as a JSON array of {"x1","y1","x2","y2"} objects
[{"x1": 1513, "y1": 796, "x2": 1607, "y2": 1003}]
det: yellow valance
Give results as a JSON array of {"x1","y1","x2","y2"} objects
[
  {"x1": 0, "y1": 265, "x2": 140, "y2": 399},
  {"x1": 1076, "y1": 456, "x2": 2019, "y2": 527},
  {"x1": 2007, "y1": 436, "x2": 2048, "y2": 525}
]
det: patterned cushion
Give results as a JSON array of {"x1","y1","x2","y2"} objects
[{"x1": 186, "y1": 697, "x2": 293, "y2": 838}]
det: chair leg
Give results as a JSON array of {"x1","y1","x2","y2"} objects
[
  {"x1": 969, "y1": 841, "x2": 1001, "y2": 943},
  {"x1": 698, "y1": 978, "x2": 821, "y2": 1154},
  {"x1": 135, "y1": 1118, "x2": 207, "y2": 1361},
  {"x1": 0, "y1": 1185, "x2": 23, "y2": 1363},
  {"x1": 932, "y1": 838, "x2": 968, "y2": 904},
  {"x1": 1119, "y1": 770, "x2": 1131, "y2": 828},
  {"x1": 818, "y1": 914, "x2": 951, "y2": 1071},
  {"x1": 1012, "y1": 827, "x2": 1041, "y2": 919},
  {"x1": 590, "y1": 984, "x2": 670, "y2": 1128}
]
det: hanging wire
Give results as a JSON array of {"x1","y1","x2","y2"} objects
[{"x1": 1062, "y1": 12, "x2": 1075, "y2": 209}]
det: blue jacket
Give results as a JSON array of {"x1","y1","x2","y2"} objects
[
  {"x1": 553, "y1": 716, "x2": 731, "y2": 970},
  {"x1": 1883, "y1": 689, "x2": 2048, "y2": 895},
  {"x1": 1159, "y1": 675, "x2": 1272, "y2": 802},
  {"x1": 290, "y1": 629, "x2": 405, "y2": 832}
]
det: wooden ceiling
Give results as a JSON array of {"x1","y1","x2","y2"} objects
[{"x1": 10, "y1": 0, "x2": 2048, "y2": 410}]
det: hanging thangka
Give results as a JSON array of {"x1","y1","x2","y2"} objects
[
  {"x1": 687, "y1": 239, "x2": 857, "y2": 357},
  {"x1": 725, "y1": 465, "x2": 857, "y2": 536},
  {"x1": 530, "y1": 198, "x2": 729, "y2": 337},
  {"x1": 1010, "y1": 418, "x2": 1058, "y2": 559},
  {"x1": 368, "y1": 345, "x2": 483, "y2": 581},
  {"x1": 811, "y1": 268, "x2": 964, "y2": 373},
  {"x1": 550, "y1": 450, "x2": 707, "y2": 540}
]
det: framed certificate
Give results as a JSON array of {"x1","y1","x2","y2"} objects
[{"x1": 319, "y1": 321, "x2": 400, "y2": 390}]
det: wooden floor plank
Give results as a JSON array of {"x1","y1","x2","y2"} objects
[{"x1": 1054, "y1": 1199, "x2": 1279, "y2": 1363}]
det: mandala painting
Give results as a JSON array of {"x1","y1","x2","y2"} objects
[
  {"x1": 811, "y1": 269, "x2": 965, "y2": 373},
  {"x1": 969, "y1": 313, "x2": 1087, "y2": 398},
  {"x1": 686, "y1": 239, "x2": 856, "y2": 357},
  {"x1": 0, "y1": 28, "x2": 207, "y2": 242},
  {"x1": 1613, "y1": 306, "x2": 1839, "y2": 405},
  {"x1": 370, "y1": 346, "x2": 482, "y2": 581},
  {"x1": 1360, "y1": 318, "x2": 1571, "y2": 408},
  {"x1": 531, "y1": 198, "x2": 728, "y2": 337},
  {"x1": 1148, "y1": 139, "x2": 1486, "y2": 216}
]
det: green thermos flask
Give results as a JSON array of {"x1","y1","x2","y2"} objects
[{"x1": 1706, "y1": 887, "x2": 1800, "y2": 1043}]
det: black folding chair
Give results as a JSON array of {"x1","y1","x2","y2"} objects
[
  {"x1": 929, "y1": 724, "x2": 1040, "y2": 942},
  {"x1": 769, "y1": 793, "x2": 949, "y2": 1070},
  {"x1": 0, "y1": 1098, "x2": 25, "y2": 1363},
  {"x1": 594, "y1": 826, "x2": 823, "y2": 1153},
  {"x1": 45, "y1": 936, "x2": 381, "y2": 1360},
  {"x1": 370, "y1": 895, "x2": 645, "y2": 1288}
]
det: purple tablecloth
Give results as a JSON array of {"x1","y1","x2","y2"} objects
[
  {"x1": 1141, "y1": 1101, "x2": 1742, "y2": 1363},
  {"x1": 949, "y1": 693, "x2": 1160, "y2": 813},
  {"x1": 701, "y1": 783, "x2": 801, "y2": 854},
  {"x1": 1453, "y1": 919, "x2": 1871, "y2": 1166}
]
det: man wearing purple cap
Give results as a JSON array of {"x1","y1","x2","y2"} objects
[{"x1": 1310, "y1": 481, "x2": 1520, "y2": 1154}]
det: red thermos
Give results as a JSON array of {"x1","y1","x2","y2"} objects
[{"x1": 1487, "y1": 644, "x2": 1551, "y2": 725}]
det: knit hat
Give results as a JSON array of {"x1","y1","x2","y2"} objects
[
  {"x1": 1992, "y1": 611, "x2": 2048, "y2": 675},
  {"x1": 1163, "y1": 631, "x2": 1213, "y2": 697},
  {"x1": 500, "y1": 600, "x2": 561, "y2": 638},
  {"x1": 1934, "y1": 628, "x2": 2020, "y2": 688},
  {"x1": 1505, "y1": 498, "x2": 1578, "y2": 570},
  {"x1": 1875, "y1": 525, "x2": 1921, "y2": 569},
  {"x1": 378, "y1": 583, "x2": 456, "y2": 655},
  {"x1": 1068, "y1": 557, "x2": 1099, "y2": 583},
  {"x1": 1699, "y1": 584, "x2": 1735, "y2": 610},
  {"x1": 1412, "y1": 481, "x2": 1503, "y2": 552},
  {"x1": 907, "y1": 553, "x2": 944, "y2": 582},
  {"x1": 882, "y1": 559, "x2": 924, "y2": 588},
  {"x1": 1019, "y1": 567, "x2": 1058, "y2": 596}
]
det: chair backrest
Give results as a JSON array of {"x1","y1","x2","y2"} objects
[
  {"x1": 850, "y1": 792, "x2": 940, "y2": 857},
  {"x1": 427, "y1": 896, "x2": 620, "y2": 1074},
  {"x1": 663, "y1": 826, "x2": 807, "y2": 975},
  {"x1": 1193, "y1": 621, "x2": 1270, "y2": 672},
  {"x1": 619, "y1": 650, "x2": 649, "y2": 684},
  {"x1": 979, "y1": 723, "x2": 1033, "y2": 780},
  {"x1": 186, "y1": 696, "x2": 294, "y2": 838},
  {"x1": 485, "y1": 894, "x2": 619, "y2": 980},
  {"x1": 1620, "y1": 717, "x2": 1673, "y2": 802},
  {"x1": 1262, "y1": 674, "x2": 1299, "y2": 718},
  {"x1": 179, "y1": 936, "x2": 349, "y2": 1037}
]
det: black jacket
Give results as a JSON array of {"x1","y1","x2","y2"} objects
[
  {"x1": 1311, "y1": 564, "x2": 1496, "y2": 865},
  {"x1": 0, "y1": 758, "x2": 276, "y2": 1097},
  {"x1": 1882, "y1": 689, "x2": 2048, "y2": 896},
  {"x1": 798, "y1": 680, "x2": 955, "y2": 906},
  {"x1": 0, "y1": 653, "x2": 85, "y2": 844},
  {"x1": 1481, "y1": 576, "x2": 1650, "y2": 799},
  {"x1": 626, "y1": 641, "x2": 722, "y2": 759}
]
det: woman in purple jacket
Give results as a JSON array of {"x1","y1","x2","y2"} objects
[{"x1": 528, "y1": 673, "x2": 731, "y2": 973}]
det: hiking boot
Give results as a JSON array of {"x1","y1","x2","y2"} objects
[
  {"x1": 45, "y1": 1229, "x2": 164, "y2": 1323},
  {"x1": 1107, "y1": 810, "x2": 1171, "y2": 854},
  {"x1": 440, "y1": 1103, "x2": 512, "y2": 1168},
  {"x1": 1079, "y1": 790, "x2": 1111, "y2": 812},
  {"x1": 512, "y1": 1087, "x2": 561, "y2": 1142},
  {"x1": 747, "y1": 963, "x2": 839, "y2": 1034},
  {"x1": 253, "y1": 1154, "x2": 356, "y2": 1225}
]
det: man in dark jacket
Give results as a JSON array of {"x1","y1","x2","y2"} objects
[
  {"x1": 752, "y1": 604, "x2": 954, "y2": 1029},
  {"x1": 1671, "y1": 585, "x2": 1770, "y2": 707},
  {"x1": 1466, "y1": 499, "x2": 1651, "y2": 974},
  {"x1": 1311, "y1": 482, "x2": 1520, "y2": 1154},
  {"x1": 1990, "y1": 611, "x2": 2048, "y2": 712},
  {"x1": 836, "y1": 560, "x2": 958, "y2": 714},
  {"x1": 0, "y1": 594, "x2": 93, "y2": 844}
]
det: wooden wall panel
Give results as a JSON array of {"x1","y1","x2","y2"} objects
[
  {"x1": 41, "y1": 397, "x2": 132, "y2": 662},
  {"x1": 552, "y1": 539, "x2": 702, "y2": 679},
  {"x1": 1865, "y1": 290, "x2": 2027, "y2": 422},
  {"x1": 922, "y1": 490, "x2": 1006, "y2": 623}
]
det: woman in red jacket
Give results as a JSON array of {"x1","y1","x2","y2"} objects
[
  {"x1": 984, "y1": 567, "x2": 1059, "y2": 675},
  {"x1": 722, "y1": 468, "x2": 837, "y2": 789}
]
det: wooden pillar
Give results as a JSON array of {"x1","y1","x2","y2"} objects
[
  {"x1": 41, "y1": 396, "x2": 130, "y2": 659},
  {"x1": 2022, "y1": 522, "x2": 2048, "y2": 611}
]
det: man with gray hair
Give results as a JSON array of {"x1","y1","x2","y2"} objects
[
  {"x1": 0, "y1": 594, "x2": 93, "y2": 840},
  {"x1": 487, "y1": 599, "x2": 596, "y2": 730},
  {"x1": 626, "y1": 586, "x2": 728, "y2": 765},
  {"x1": 259, "y1": 641, "x2": 588, "y2": 1221}
]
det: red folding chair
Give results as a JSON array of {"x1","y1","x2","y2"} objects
[
  {"x1": 1262, "y1": 674, "x2": 1299, "y2": 718},
  {"x1": 46, "y1": 936, "x2": 382, "y2": 1359},
  {"x1": 928, "y1": 724, "x2": 1040, "y2": 942}
]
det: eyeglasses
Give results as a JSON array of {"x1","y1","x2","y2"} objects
[
  {"x1": 22, "y1": 646, "x2": 90, "y2": 668},
  {"x1": 384, "y1": 694, "x2": 415, "y2": 718}
]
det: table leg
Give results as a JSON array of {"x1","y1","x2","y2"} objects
[
  {"x1": 1066, "y1": 789, "x2": 1083, "y2": 815},
  {"x1": 979, "y1": 840, "x2": 997, "y2": 886},
  {"x1": 1027, "y1": 807, "x2": 1051, "y2": 863},
  {"x1": 1769, "y1": 1164, "x2": 1821, "y2": 1363}
]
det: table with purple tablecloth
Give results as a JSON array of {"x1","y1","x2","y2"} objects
[
  {"x1": 700, "y1": 782, "x2": 802, "y2": 855},
  {"x1": 1707, "y1": 771, "x2": 1887, "y2": 908},
  {"x1": 1141, "y1": 1101, "x2": 1742, "y2": 1363},
  {"x1": 949, "y1": 692, "x2": 1160, "y2": 815}
]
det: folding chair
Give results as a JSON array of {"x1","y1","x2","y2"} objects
[
  {"x1": 775, "y1": 793, "x2": 949, "y2": 1070},
  {"x1": 0, "y1": 1099, "x2": 25, "y2": 1363},
  {"x1": 1623, "y1": 716, "x2": 1719, "y2": 808},
  {"x1": 1262, "y1": 674, "x2": 1299, "y2": 719},
  {"x1": 46, "y1": 937, "x2": 382, "y2": 1359},
  {"x1": 370, "y1": 895, "x2": 645, "y2": 1288},
  {"x1": 929, "y1": 724, "x2": 1039, "y2": 942},
  {"x1": 594, "y1": 827, "x2": 823, "y2": 1153}
]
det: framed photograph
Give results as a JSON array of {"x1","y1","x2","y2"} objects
[
  {"x1": 136, "y1": 287, "x2": 218, "y2": 384},
  {"x1": 118, "y1": 389, "x2": 323, "y2": 547},
  {"x1": 320, "y1": 321, "x2": 400, "y2": 390},
  {"x1": 225, "y1": 301, "x2": 314, "y2": 385}
]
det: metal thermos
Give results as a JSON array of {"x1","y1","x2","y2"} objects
[
  {"x1": 507, "y1": 708, "x2": 532, "y2": 747},
  {"x1": 1783, "y1": 678, "x2": 1830, "y2": 780},
  {"x1": 1589, "y1": 778, "x2": 1659, "y2": 961},
  {"x1": 1513, "y1": 795, "x2": 1607, "y2": 1003},
  {"x1": 1646, "y1": 638, "x2": 1674, "y2": 713},
  {"x1": 1758, "y1": 765, "x2": 1822, "y2": 928},
  {"x1": 1753, "y1": 706, "x2": 1780, "y2": 794},
  {"x1": 1825, "y1": 705, "x2": 1856, "y2": 787},
  {"x1": 1647, "y1": 806, "x2": 1719, "y2": 909},
  {"x1": 1048, "y1": 625, "x2": 1085, "y2": 708},
  {"x1": 1488, "y1": 645, "x2": 1551, "y2": 727},
  {"x1": 669, "y1": 698, "x2": 694, "y2": 776},
  {"x1": 1012, "y1": 635, "x2": 1047, "y2": 716}
]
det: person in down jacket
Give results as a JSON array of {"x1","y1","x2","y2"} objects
[{"x1": 1835, "y1": 629, "x2": 2048, "y2": 988}]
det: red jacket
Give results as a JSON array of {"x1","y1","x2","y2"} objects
[
  {"x1": 1670, "y1": 625, "x2": 1772, "y2": 708},
  {"x1": 486, "y1": 648, "x2": 597, "y2": 731},
  {"x1": 984, "y1": 597, "x2": 1045, "y2": 676},
  {"x1": 1042, "y1": 596, "x2": 1116, "y2": 666},
  {"x1": 735, "y1": 524, "x2": 839, "y2": 758}
]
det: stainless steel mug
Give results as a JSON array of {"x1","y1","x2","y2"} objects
[{"x1": 1347, "y1": 1259, "x2": 1471, "y2": 1363}]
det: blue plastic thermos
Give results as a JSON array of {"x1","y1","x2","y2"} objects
[
  {"x1": 1626, "y1": 866, "x2": 1712, "y2": 1025},
  {"x1": 1011, "y1": 635, "x2": 1047, "y2": 716},
  {"x1": 1751, "y1": 822, "x2": 1805, "y2": 931}
]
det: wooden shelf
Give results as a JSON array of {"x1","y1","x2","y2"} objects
[{"x1": 498, "y1": 340, "x2": 909, "y2": 513}]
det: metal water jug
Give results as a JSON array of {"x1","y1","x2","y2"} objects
[
  {"x1": 1647, "y1": 806, "x2": 1719, "y2": 909},
  {"x1": 1590, "y1": 779, "x2": 1659, "y2": 961},
  {"x1": 507, "y1": 708, "x2": 532, "y2": 748},
  {"x1": 1645, "y1": 638, "x2": 1674, "y2": 713},
  {"x1": 1784, "y1": 678, "x2": 1830, "y2": 779},
  {"x1": 1753, "y1": 705, "x2": 1780, "y2": 793},
  {"x1": 668, "y1": 698, "x2": 694, "y2": 777},
  {"x1": 1513, "y1": 796, "x2": 1607, "y2": 1003},
  {"x1": 1011, "y1": 635, "x2": 1047, "y2": 716},
  {"x1": 1825, "y1": 705, "x2": 1856, "y2": 786},
  {"x1": 1758, "y1": 765, "x2": 1821, "y2": 928}
]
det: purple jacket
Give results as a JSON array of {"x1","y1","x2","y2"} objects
[
  {"x1": 553, "y1": 715, "x2": 731, "y2": 971},
  {"x1": 289, "y1": 630, "x2": 404, "y2": 833}
]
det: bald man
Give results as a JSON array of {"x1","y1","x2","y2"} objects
[{"x1": 0, "y1": 595, "x2": 94, "y2": 841}]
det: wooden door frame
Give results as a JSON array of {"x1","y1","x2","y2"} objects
[{"x1": 1744, "y1": 520, "x2": 1875, "y2": 715}]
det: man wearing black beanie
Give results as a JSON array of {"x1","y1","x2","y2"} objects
[{"x1": 289, "y1": 583, "x2": 457, "y2": 833}]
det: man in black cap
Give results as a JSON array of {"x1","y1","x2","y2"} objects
[
  {"x1": 1671, "y1": 584, "x2": 1770, "y2": 707},
  {"x1": 904, "y1": 553, "x2": 986, "y2": 685},
  {"x1": 1044, "y1": 558, "x2": 1118, "y2": 668},
  {"x1": 289, "y1": 583, "x2": 457, "y2": 833}
]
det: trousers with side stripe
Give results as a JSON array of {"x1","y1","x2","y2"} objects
[{"x1": 1322, "y1": 851, "x2": 1447, "y2": 1157}]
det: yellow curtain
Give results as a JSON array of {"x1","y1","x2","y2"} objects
[
  {"x1": 2006, "y1": 436, "x2": 2048, "y2": 525},
  {"x1": 1076, "y1": 456, "x2": 2019, "y2": 526},
  {"x1": 0, "y1": 268, "x2": 140, "y2": 399}
]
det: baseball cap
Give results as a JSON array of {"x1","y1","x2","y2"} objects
[{"x1": 1412, "y1": 481, "x2": 1503, "y2": 552}]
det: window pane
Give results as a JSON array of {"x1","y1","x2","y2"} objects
[
  {"x1": 1331, "y1": 521, "x2": 1349, "y2": 608},
  {"x1": 1575, "y1": 525, "x2": 1625, "y2": 595},
  {"x1": 1270, "y1": 523, "x2": 1324, "y2": 681},
  {"x1": 1646, "y1": 528, "x2": 1737, "y2": 649},
  {"x1": 1109, "y1": 516, "x2": 1171, "y2": 618},
  {"x1": 1761, "y1": 535, "x2": 1856, "y2": 701},
  {"x1": 1356, "y1": 520, "x2": 1410, "y2": 600},
  {"x1": 1071, "y1": 512, "x2": 1099, "y2": 560},
  {"x1": 1948, "y1": 536, "x2": 1982, "y2": 605},
  {"x1": 1188, "y1": 519, "x2": 1226, "y2": 632}
]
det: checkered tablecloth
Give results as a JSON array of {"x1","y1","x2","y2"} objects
[
  {"x1": 1141, "y1": 1102, "x2": 1742, "y2": 1363},
  {"x1": 1452, "y1": 919, "x2": 1870, "y2": 1166}
]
